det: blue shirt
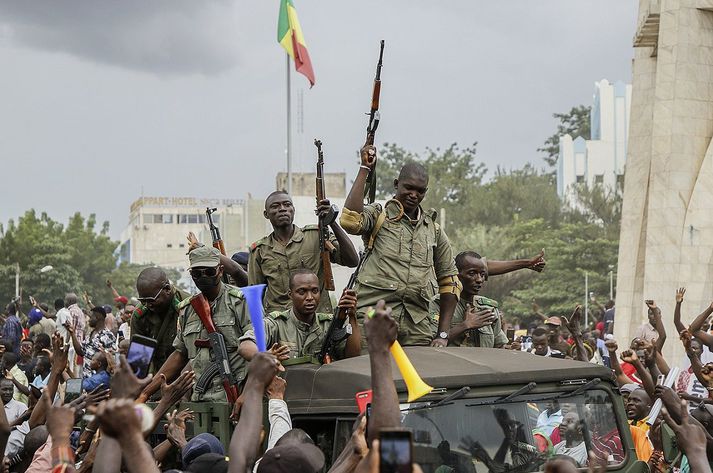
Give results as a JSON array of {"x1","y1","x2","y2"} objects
[
  {"x1": 82, "y1": 370, "x2": 110, "y2": 392},
  {"x1": 2, "y1": 315, "x2": 22, "y2": 353},
  {"x1": 31, "y1": 373, "x2": 50, "y2": 389}
]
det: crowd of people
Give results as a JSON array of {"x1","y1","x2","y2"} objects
[{"x1": 0, "y1": 145, "x2": 709, "y2": 472}]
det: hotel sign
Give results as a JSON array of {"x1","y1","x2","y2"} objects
[{"x1": 131, "y1": 197, "x2": 245, "y2": 212}]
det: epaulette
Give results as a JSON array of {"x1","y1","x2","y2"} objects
[
  {"x1": 132, "y1": 305, "x2": 147, "y2": 319},
  {"x1": 317, "y1": 312, "x2": 333, "y2": 323},
  {"x1": 269, "y1": 310, "x2": 288, "y2": 320},
  {"x1": 176, "y1": 297, "x2": 192, "y2": 310},
  {"x1": 227, "y1": 287, "x2": 245, "y2": 299},
  {"x1": 302, "y1": 224, "x2": 319, "y2": 231},
  {"x1": 250, "y1": 237, "x2": 268, "y2": 251},
  {"x1": 474, "y1": 295, "x2": 499, "y2": 308}
]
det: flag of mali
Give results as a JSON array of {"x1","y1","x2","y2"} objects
[{"x1": 278, "y1": 0, "x2": 315, "y2": 87}]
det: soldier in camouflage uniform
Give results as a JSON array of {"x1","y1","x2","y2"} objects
[
  {"x1": 131, "y1": 267, "x2": 190, "y2": 373},
  {"x1": 140, "y1": 246, "x2": 252, "y2": 402},
  {"x1": 239, "y1": 269, "x2": 360, "y2": 364},
  {"x1": 248, "y1": 191, "x2": 359, "y2": 313},
  {"x1": 340, "y1": 150, "x2": 462, "y2": 348},
  {"x1": 429, "y1": 251, "x2": 509, "y2": 348}
]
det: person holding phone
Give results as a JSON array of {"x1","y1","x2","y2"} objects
[
  {"x1": 140, "y1": 246, "x2": 253, "y2": 402},
  {"x1": 66, "y1": 306, "x2": 116, "y2": 379},
  {"x1": 429, "y1": 251, "x2": 508, "y2": 348}
]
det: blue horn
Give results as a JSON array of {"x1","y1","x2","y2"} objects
[{"x1": 241, "y1": 284, "x2": 267, "y2": 352}]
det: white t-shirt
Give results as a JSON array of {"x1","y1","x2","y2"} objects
[
  {"x1": 553, "y1": 440, "x2": 588, "y2": 466},
  {"x1": 3, "y1": 399, "x2": 27, "y2": 424},
  {"x1": 55, "y1": 308, "x2": 71, "y2": 340}
]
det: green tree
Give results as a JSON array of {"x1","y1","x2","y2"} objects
[
  {"x1": 465, "y1": 164, "x2": 563, "y2": 229},
  {"x1": 539, "y1": 105, "x2": 591, "y2": 167}
]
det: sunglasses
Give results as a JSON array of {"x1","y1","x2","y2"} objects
[
  {"x1": 137, "y1": 283, "x2": 170, "y2": 303},
  {"x1": 190, "y1": 267, "x2": 220, "y2": 278}
]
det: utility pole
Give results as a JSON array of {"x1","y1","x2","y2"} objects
[
  {"x1": 584, "y1": 272, "x2": 589, "y2": 327},
  {"x1": 14, "y1": 263, "x2": 19, "y2": 300}
]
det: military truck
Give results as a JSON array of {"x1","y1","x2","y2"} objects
[{"x1": 281, "y1": 347, "x2": 656, "y2": 473}]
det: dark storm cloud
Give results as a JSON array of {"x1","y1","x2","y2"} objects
[{"x1": 0, "y1": 0, "x2": 241, "y2": 75}]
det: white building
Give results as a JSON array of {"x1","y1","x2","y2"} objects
[
  {"x1": 116, "y1": 172, "x2": 354, "y2": 288},
  {"x1": 557, "y1": 79, "x2": 632, "y2": 199}
]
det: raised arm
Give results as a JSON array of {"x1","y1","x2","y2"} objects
[
  {"x1": 688, "y1": 301, "x2": 713, "y2": 334},
  {"x1": 621, "y1": 349, "x2": 656, "y2": 400},
  {"x1": 343, "y1": 145, "x2": 376, "y2": 215},
  {"x1": 486, "y1": 249, "x2": 546, "y2": 276},
  {"x1": 327, "y1": 211, "x2": 359, "y2": 267},
  {"x1": 562, "y1": 305, "x2": 588, "y2": 362},
  {"x1": 674, "y1": 288, "x2": 687, "y2": 334},
  {"x1": 606, "y1": 339, "x2": 634, "y2": 386},
  {"x1": 228, "y1": 352, "x2": 281, "y2": 473},
  {"x1": 646, "y1": 300, "x2": 667, "y2": 352},
  {"x1": 364, "y1": 300, "x2": 401, "y2": 444}
]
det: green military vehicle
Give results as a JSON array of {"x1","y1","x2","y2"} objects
[{"x1": 280, "y1": 347, "x2": 657, "y2": 473}]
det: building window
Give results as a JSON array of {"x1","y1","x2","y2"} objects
[
  {"x1": 145, "y1": 214, "x2": 173, "y2": 224},
  {"x1": 616, "y1": 173, "x2": 625, "y2": 189},
  {"x1": 179, "y1": 243, "x2": 185, "y2": 248},
  {"x1": 167, "y1": 243, "x2": 173, "y2": 248},
  {"x1": 178, "y1": 214, "x2": 207, "y2": 224},
  {"x1": 576, "y1": 175, "x2": 585, "y2": 184},
  {"x1": 594, "y1": 174, "x2": 604, "y2": 185}
]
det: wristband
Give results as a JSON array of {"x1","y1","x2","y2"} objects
[
  {"x1": 359, "y1": 165, "x2": 371, "y2": 172},
  {"x1": 51, "y1": 445, "x2": 75, "y2": 465}
]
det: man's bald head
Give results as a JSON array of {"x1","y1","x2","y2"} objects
[
  {"x1": 136, "y1": 267, "x2": 169, "y2": 292},
  {"x1": 398, "y1": 162, "x2": 429, "y2": 183}
]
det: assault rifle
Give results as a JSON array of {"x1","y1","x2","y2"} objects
[
  {"x1": 206, "y1": 207, "x2": 229, "y2": 283},
  {"x1": 363, "y1": 40, "x2": 385, "y2": 204},
  {"x1": 318, "y1": 251, "x2": 366, "y2": 364},
  {"x1": 315, "y1": 139, "x2": 335, "y2": 291},
  {"x1": 190, "y1": 294, "x2": 240, "y2": 404}
]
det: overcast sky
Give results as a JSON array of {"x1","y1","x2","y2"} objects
[{"x1": 0, "y1": 1, "x2": 637, "y2": 239}]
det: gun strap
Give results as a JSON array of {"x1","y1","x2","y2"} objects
[
  {"x1": 282, "y1": 355, "x2": 321, "y2": 366},
  {"x1": 366, "y1": 208, "x2": 387, "y2": 252}
]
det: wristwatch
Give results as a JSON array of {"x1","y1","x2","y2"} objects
[{"x1": 438, "y1": 332, "x2": 448, "y2": 340}]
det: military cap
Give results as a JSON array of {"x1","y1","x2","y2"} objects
[{"x1": 189, "y1": 246, "x2": 221, "y2": 269}]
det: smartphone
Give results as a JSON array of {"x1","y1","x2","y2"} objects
[
  {"x1": 356, "y1": 390, "x2": 373, "y2": 414},
  {"x1": 365, "y1": 403, "x2": 372, "y2": 440},
  {"x1": 379, "y1": 429, "x2": 412, "y2": 473},
  {"x1": 506, "y1": 329, "x2": 516, "y2": 343},
  {"x1": 65, "y1": 378, "x2": 83, "y2": 403},
  {"x1": 657, "y1": 374, "x2": 665, "y2": 386},
  {"x1": 127, "y1": 335, "x2": 157, "y2": 379}
]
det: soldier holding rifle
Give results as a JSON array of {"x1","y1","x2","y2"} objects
[
  {"x1": 248, "y1": 146, "x2": 359, "y2": 312},
  {"x1": 139, "y1": 246, "x2": 249, "y2": 402}
]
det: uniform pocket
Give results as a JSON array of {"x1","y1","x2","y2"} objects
[{"x1": 215, "y1": 318, "x2": 241, "y2": 347}]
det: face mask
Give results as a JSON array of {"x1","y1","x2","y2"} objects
[{"x1": 194, "y1": 275, "x2": 220, "y2": 291}]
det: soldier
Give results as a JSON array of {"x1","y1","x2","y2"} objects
[
  {"x1": 340, "y1": 150, "x2": 461, "y2": 347},
  {"x1": 429, "y1": 251, "x2": 508, "y2": 348},
  {"x1": 139, "y1": 246, "x2": 251, "y2": 402},
  {"x1": 130, "y1": 267, "x2": 190, "y2": 373},
  {"x1": 248, "y1": 191, "x2": 359, "y2": 313},
  {"x1": 238, "y1": 269, "x2": 361, "y2": 363}
]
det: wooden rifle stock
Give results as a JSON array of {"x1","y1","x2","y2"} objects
[
  {"x1": 363, "y1": 40, "x2": 385, "y2": 204},
  {"x1": 315, "y1": 139, "x2": 335, "y2": 291}
]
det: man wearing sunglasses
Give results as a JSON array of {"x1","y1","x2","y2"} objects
[
  {"x1": 141, "y1": 246, "x2": 252, "y2": 402},
  {"x1": 130, "y1": 267, "x2": 189, "y2": 373}
]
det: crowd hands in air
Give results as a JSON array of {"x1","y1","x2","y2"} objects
[{"x1": 0, "y1": 143, "x2": 709, "y2": 472}]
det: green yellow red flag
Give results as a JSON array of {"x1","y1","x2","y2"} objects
[{"x1": 278, "y1": 0, "x2": 315, "y2": 87}]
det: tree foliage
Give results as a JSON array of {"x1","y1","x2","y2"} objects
[
  {"x1": 0, "y1": 210, "x2": 179, "y2": 307},
  {"x1": 539, "y1": 105, "x2": 592, "y2": 167}
]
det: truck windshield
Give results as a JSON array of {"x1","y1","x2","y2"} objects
[{"x1": 399, "y1": 388, "x2": 625, "y2": 473}]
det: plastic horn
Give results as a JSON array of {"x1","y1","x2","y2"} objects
[
  {"x1": 646, "y1": 366, "x2": 680, "y2": 425},
  {"x1": 390, "y1": 341, "x2": 434, "y2": 402},
  {"x1": 241, "y1": 284, "x2": 267, "y2": 352}
]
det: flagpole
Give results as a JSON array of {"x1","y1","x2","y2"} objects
[{"x1": 286, "y1": 53, "x2": 292, "y2": 195}]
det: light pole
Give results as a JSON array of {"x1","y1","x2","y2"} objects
[
  {"x1": 609, "y1": 267, "x2": 614, "y2": 301},
  {"x1": 584, "y1": 272, "x2": 589, "y2": 327}
]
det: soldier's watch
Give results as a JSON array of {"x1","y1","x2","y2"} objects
[{"x1": 438, "y1": 332, "x2": 449, "y2": 340}]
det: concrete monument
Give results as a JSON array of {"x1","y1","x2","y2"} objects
[{"x1": 616, "y1": 0, "x2": 713, "y2": 364}]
